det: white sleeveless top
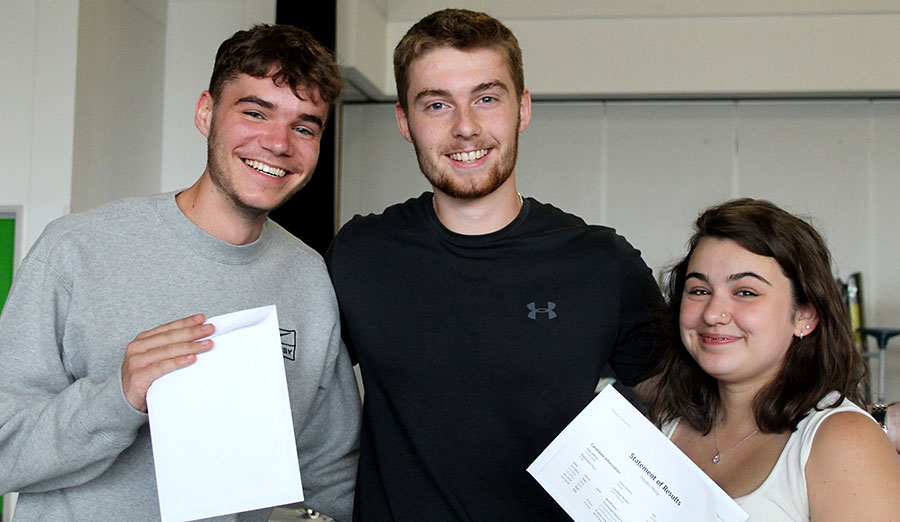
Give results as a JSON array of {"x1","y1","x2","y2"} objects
[{"x1": 661, "y1": 392, "x2": 870, "y2": 521}]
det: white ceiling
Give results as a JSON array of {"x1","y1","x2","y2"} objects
[{"x1": 380, "y1": 0, "x2": 900, "y2": 21}]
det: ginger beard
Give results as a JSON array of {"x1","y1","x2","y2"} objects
[{"x1": 409, "y1": 113, "x2": 521, "y2": 200}]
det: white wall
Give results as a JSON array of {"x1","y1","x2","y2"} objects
[
  {"x1": 0, "y1": 0, "x2": 79, "y2": 257},
  {"x1": 71, "y1": 0, "x2": 168, "y2": 213},
  {"x1": 338, "y1": 99, "x2": 900, "y2": 402}
]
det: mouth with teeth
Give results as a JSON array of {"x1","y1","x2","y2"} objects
[
  {"x1": 700, "y1": 333, "x2": 740, "y2": 345},
  {"x1": 243, "y1": 158, "x2": 288, "y2": 178},
  {"x1": 447, "y1": 149, "x2": 490, "y2": 163}
]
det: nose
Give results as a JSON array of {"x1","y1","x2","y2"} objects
[
  {"x1": 452, "y1": 106, "x2": 480, "y2": 139},
  {"x1": 259, "y1": 124, "x2": 292, "y2": 156},
  {"x1": 703, "y1": 295, "x2": 730, "y2": 325}
]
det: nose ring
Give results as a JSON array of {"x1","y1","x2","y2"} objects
[{"x1": 721, "y1": 313, "x2": 726, "y2": 318}]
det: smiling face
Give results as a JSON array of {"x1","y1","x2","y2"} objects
[
  {"x1": 196, "y1": 73, "x2": 330, "y2": 219},
  {"x1": 679, "y1": 237, "x2": 816, "y2": 389},
  {"x1": 395, "y1": 46, "x2": 531, "y2": 199}
]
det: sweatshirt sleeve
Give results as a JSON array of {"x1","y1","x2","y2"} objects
[
  {"x1": 293, "y1": 321, "x2": 361, "y2": 522},
  {"x1": 0, "y1": 250, "x2": 147, "y2": 495}
]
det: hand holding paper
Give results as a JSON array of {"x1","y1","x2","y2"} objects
[
  {"x1": 528, "y1": 385, "x2": 748, "y2": 522},
  {"x1": 146, "y1": 305, "x2": 303, "y2": 522},
  {"x1": 122, "y1": 314, "x2": 214, "y2": 412}
]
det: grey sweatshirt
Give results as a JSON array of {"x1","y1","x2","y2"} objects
[{"x1": 0, "y1": 192, "x2": 360, "y2": 521}]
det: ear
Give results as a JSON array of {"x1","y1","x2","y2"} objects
[
  {"x1": 517, "y1": 88, "x2": 532, "y2": 133},
  {"x1": 395, "y1": 102, "x2": 414, "y2": 144},
  {"x1": 195, "y1": 91, "x2": 214, "y2": 138},
  {"x1": 793, "y1": 305, "x2": 819, "y2": 338}
]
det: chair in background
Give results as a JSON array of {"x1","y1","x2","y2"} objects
[
  {"x1": 858, "y1": 327, "x2": 900, "y2": 404},
  {"x1": 840, "y1": 272, "x2": 899, "y2": 403}
]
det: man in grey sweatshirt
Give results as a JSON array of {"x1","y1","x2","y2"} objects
[{"x1": 0, "y1": 24, "x2": 360, "y2": 521}]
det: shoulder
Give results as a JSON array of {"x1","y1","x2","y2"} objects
[
  {"x1": 266, "y1": 219, "x2": 325, "y2": 264},
  {"x1": 801, "y1": 395, "x2": 874, "y2": 461},
  {"x1": 526, "y1": 199, "x2": 588, "y2": 228},
  {"x1": 330, "y1": 193, "x2": 430, "y2": 254},
  {"x1": 264, "y1": 221, "x2": 334, "y2": 286},
  {"x1": 524, "y1": 200, "x2": 655, "y2": 288},
  {"x1": 340, "y1": 194, "x2": 428, "y2": 232},
  {"x1": 809, "y1": 408, "x2": 885, "y2": 457},
  {"x1": 28, "y1": 194, "x2": 159, "y2": 262},
  {"x1": 524, "y1": 199, "x2": 628, "y2": 247},
  {"x1": 807, "y1": 400, "x2": 888, "y2": 464},
  {"x1": 805, "y1": 397, "x2": 900, "y2": 520}
]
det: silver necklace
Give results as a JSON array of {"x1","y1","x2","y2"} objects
[
  {"x1": 712, "y1": 424, "x2": 759, "y2": 464},
  {"x1": 432, "y1": 192, "x2": 523, "y2": 213}
]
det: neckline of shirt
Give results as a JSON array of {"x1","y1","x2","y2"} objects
[
  {"x1": 424, "y1": 192, "x2": 532, "y2": 247},
  {"x1": 155, "y1": 191, "x2": 273, "y2": 264}
]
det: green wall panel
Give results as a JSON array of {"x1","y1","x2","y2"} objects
[{"x1": 0, "y1": 218, "x2": 14, "y2": 310}]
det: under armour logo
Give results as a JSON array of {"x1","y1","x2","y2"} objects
[{"x1": 527, "y1": 302, "x2": 557, "y2": 320}]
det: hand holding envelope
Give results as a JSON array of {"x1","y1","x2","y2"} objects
[
  {"x1": 146, "y1": 305, "x2": 303, "y2": 522},
  {"x1": 121, "y1": 313, "x2": 214, "y2": 412}
]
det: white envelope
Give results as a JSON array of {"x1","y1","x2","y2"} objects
[{"x1": 147, "y1": 305, "x2": 303, "y2": 522}]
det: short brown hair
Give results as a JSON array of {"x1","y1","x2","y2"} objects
[
  {"x1": 393, "y1": 9, "x2": 524, "y2": 111},
  {"x1": 209, "y1": 24, "x2": 342, "y2": 106},
  {"x1": 648, "y1": 199, "x2": 867, "y2": 434}
]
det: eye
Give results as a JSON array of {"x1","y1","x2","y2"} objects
[
  {"x1": 244, "y1": 110, "x2": 264, "y2": 119},
  {"x1": 685, "y1": 287, "x2": 710, "y2": 296},
  {"x1": 294, "y1": 126, "x2": 315, "y2": 136},
  {"x1": 735, "y1": 289, "x2": 759, "y2": 297},
  {"x1": 479, "y1": 96, "x2": 497, "y2": 104},
  {"x1": 426, "y1": 102, "x2": 446, "y2": 111}
]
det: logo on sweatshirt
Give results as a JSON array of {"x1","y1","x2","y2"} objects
[
  {"x1": 527, "y1": 302, "x2": 557, "y2": 320},
  {"x1": 281, "y1": 329, "x2": 296, "y2": 360}
]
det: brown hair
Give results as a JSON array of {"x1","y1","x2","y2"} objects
[
  {"x1": 209, "y1": 24, "x2": 342, "y2": 106},
  {"x1": 393, "y1": 9, "x2": 524, "y2": 112},
  {"x1": 648, "y1": 198, "x2": 867, "y2": 434}
]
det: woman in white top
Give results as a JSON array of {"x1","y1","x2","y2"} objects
[{"x1": 647, "y1": 198, "x2": 900, "y2": 521}]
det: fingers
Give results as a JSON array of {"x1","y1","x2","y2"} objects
[
  {"x1": 129, "y1": 320, "x2": 213, "y2": 355},
  {"x1": 132, "y1": 313, "x2": 206, "y2": 341},
  {"x1": 122, "y1": 315, "x2": 215, "y2": 413}
]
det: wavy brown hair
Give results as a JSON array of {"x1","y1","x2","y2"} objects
[
  {"x1": 393, "y1": 8, "x2": 524, "y2": 112},
  {"x1": 648, "y1": 198, "x2": 867, "y2": 434},
  {"x1": 209, "y1": 24, "x2": 342, "y2": 107}
]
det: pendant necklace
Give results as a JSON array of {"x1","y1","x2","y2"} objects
[{"x1": 712, "y1": 424, "x2": 759, "y2": 464}]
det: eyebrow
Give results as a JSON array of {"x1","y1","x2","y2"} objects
[
  {"x1": 297, "y1": 113, "x2": 325, "y2": 129},
  {"x1": 685, "y1": 271, "x2": 772, "y2": 286},
  {"x1": 236, "y1": 96, "x2": 274, "y2": 109},
  {"x1": 413, "y1": 89, "x2": 451, "y2": 104},
  {"x1": 235, "y1": 96, "x2": 324, "y2": 129},
  {"x1": 412, "y1": 80, "x2": 510, "y2": 104},
  {"x1": 473, "y1": 81, "x2": 509, "y2": 95}
]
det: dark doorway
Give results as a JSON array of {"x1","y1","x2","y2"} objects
[{"x1": 270, "y1": 1, "x2": 337, "y2": 256}]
